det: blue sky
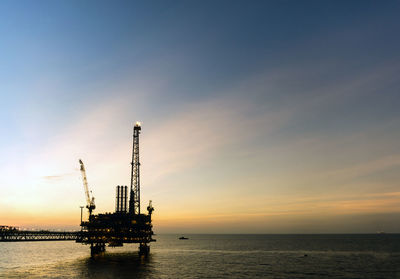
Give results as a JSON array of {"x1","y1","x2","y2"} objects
[{"x1": 0, "y1": 1, "x2": 399, "y2": 233}]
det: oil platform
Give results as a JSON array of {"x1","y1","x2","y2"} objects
[
  {"x1": 0, "y1": 122, "x2": 155, "y2": 257},
  {"x1": 76, "y1": 122, "x2": 155, "y2": 256}
]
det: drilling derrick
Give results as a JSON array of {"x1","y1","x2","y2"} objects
[{"x1": 130, "y1": 122, "x2": 141, "y2": 215}]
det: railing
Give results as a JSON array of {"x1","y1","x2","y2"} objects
[{"x1": 0, "y1": 230, "x2": 80, "y2": 242}]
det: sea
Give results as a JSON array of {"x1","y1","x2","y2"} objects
[{"x1": 0, "y1": 234, "x2": 399, "y2": 278}]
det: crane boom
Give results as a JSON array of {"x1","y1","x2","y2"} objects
[{"x1": 79, "y1": 159, "x2": 95, "y2": 215}]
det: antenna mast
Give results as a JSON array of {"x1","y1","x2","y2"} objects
[{"x1": 129, "y1": 122, "x2": 141, "y2": 215}]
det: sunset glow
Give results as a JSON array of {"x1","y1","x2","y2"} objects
[{"x1": 0, "y1": 1, "x2": 399, "y2": 233}]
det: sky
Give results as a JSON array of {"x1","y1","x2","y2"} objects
[{"x1": 0, "y1": 0, "x2": 399, "y2": 233}]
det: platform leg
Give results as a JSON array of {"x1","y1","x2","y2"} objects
[
  {"x1": 91, "y1": 243, "x2": 106, "y2": 257},
  {"x1": 139, "y1": 243, "x2": 150, "y2": 256}
]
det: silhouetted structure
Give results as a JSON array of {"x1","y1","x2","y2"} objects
[
  {"x1": 116, "y1": 185, "x2": 128, "y2": 213},
  {"x1": 0, "y1": 227, "x2": 78, "y2": 241},
  {"x1": 76, "y1": 122, "x2": 155, "y2": 256},
  {"x1": 0, "y1": 123, "x2": 155, "y2": 257}
]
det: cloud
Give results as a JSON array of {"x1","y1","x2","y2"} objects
[
  {"x1": 42, "y1": 175, "x2": 63, "y2": 180},
  {"x1": 41, "y1": 173, "x2": 73, "y2": 181},
  {"x1": 321, "y1": 154, "x2": 400, "y2": 181}
]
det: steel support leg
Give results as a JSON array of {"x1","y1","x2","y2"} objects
[{"x1": 139, "y1": 243, "x2": 150, "y2": 256}]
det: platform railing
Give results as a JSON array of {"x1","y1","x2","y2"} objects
[{"x1": 0, "y1": 229, "x2": 80, "y2": 242}]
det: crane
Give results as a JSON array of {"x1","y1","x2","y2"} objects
[{"x1": 79, "y1": 159, "x2": 95, "y2": 215}]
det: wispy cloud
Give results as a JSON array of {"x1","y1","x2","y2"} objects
[{"x1": 41, "y1": 172, "x2": 73, "y2": 181}]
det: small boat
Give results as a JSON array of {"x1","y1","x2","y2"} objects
[{"x1": 179, "y1": 236, "x2": 189, "y2": 240}]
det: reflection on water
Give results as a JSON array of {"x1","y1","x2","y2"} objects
[
  {"x1": 1, "y1": 234, "x2": 400, "y2": 279},
  {"x1": 72, "y1": 253, "x2": 154, "y2": 279},
  {"x1": 0, "y1": 242, "x2": 157, "y2": 279},
  {"x1": 2, "y1": 251, "x2": 155, "y2": 279}
]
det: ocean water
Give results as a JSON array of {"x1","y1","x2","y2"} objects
[{"x1": 0, "y1": 234, "x2": 399, "y2": 278}]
